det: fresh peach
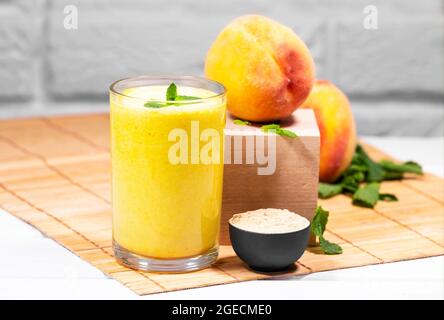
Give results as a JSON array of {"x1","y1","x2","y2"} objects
[
  {"x1": 205, "y1": 15, "x2": 315, "y2": 122},
  {"x1": 300, "y1": 80, "x2": 357, "y2": 182}
]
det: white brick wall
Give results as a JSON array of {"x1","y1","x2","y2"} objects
[
  {"x1": 337, "y1": 18, "x2": 443, "y2": 95},
  {"x1": 0, "y1": 3, "x2": 35, "y2": 99},
  {"x1": 0, "y1": 0, "x2": 443, "y2": 136}
]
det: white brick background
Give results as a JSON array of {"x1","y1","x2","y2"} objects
[{"x1": 0, "y1": 0, "x2": 442, "y2": 136}]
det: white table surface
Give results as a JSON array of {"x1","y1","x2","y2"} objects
[{"x1": 1, "y1": 136, "x2": 443, "y2": 300}]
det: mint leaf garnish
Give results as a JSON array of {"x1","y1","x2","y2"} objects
[
  {"x1": 175, "y1": 95, "x2": 200, "y2": 101},
  {"x1": 379, "y1": 193, "x2": 398, "y2": 202},
  {"x1": 166, "y1": 83, "x2": 177, "y2": 101},
  {"x1": 382, "y1": 170, "x2": 404, "y2": 180},
  {"x1": 311, "y1": 206, "x2": 342, "y2": 255},
  {"x1": 261, "y1": 124, "x2": 297, "y2": 138},
  {"x1": 355, "y1": 145, "x2": 385, "y2": 182},
  {"x1": 352, "y1": 182, "x2": 380, "y2": 208},
  {"x1": 311, "y1": 206, "x2": 329, "y2": 236},
  {"x1": 318, "y1": 183, "x2": 343, "y2": 199},
  {"x1": 319, "y1": 236, "x2": 343, "y2": 255},
  {"x1": 317, "y1": 144, "x2": 422, "y2": 208},
  {"x1": 144, "y1": 101, "x2": 167, "y2": 108},
  {"x1": 340, "y1": 174, "x2": 362, "y2": 193},
  {"x1": 261, "y1": 124, "x2": 280, "y2": 131},
  {"x1": 276, "y1": 128, "x2": 298, "y2": 138},
  {"x1": 144, "y1": 83, "x2": 201, "y2": 108},
  {"x1": 233, "y1": 119, "x2": 251, "y2": 126},
  {"x1": 379, "y1": 160, "x2": 423, "y2": 175}
]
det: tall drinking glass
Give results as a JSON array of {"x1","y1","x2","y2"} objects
[{"x1": 110, "y1": 76, "x2": 226, "y2": 272}]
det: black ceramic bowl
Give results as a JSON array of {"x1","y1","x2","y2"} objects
[{"x1": 229, "y1": 222, "x2": 310, "y2": 272}]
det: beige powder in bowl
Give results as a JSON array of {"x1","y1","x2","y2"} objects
[{"x1": 229, "y1": 208, "x2": 310, "y2": 234}]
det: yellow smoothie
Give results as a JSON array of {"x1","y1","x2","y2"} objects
[{"x1": 111, "y1": 84, "x2": 226, "y2": 259}]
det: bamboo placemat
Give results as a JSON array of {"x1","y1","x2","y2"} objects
[{"x1": 0, "y1": 114, "x2": 443, "y2": 295}]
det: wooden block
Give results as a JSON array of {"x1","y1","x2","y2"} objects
[{"x1": 220, "y1": 109, "x2": 320, "y2": 244}]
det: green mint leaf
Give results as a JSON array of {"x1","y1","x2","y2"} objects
[
  {"x1": 144, "y1": 84, "x2": 202, "y2": 108},
  {"x1": 379, "y1": 160, "x2": 423, "y2": 175},
  {"x1": 350, "y1": 152, "x2": 367, "y2": 168},
  {"x1": 233, "y1": 119, "x2": 251, "y2": 126},
  {"x1": 383, "y1": 170, "x2": 404, "y2": 180},
  {"x1": 337, "y1": 159, "x2": 367, "y2": 194},
  {"x1": 166, "y1": 83, "x2": 177, "y2": 101},
  {"x1": 405, "y1": 161, "x2": 423, "y2": 172},
  {"x1": 312, "y1": 206, "x2": 343, "y2": 254},
  {"x1": 352, "y1": 182, "x2": 380, "y2": 208},
  {"x1": 354, "y1": 171, "x2": 366, "y2": 183},
  {"x1": 319, "y1": 236, "x2": 343, "y2": 255},
  {"x1": 355, "y1": 145, "x2": 385, "y2": 182},
  {"x1": 341, "y1": 154, "x2": 368, "y2": 177},
  {"x1": 261, "y1": 124, "x2": 281, "y2": 132},
  {"x1": 318, "y1": 183, "x2": 343, "y2": 199},
  {"x1": 276, "y1": 128, "x2": 298, "y2": 138},
  {"x1": 379, "y1": 193, "x2": 398, "y2": 202},
  {"x1": 168, "y1": 96, "x2": 201, "y2": 106},
  {"x1": 144, "y1": 101, "x2": 167, "y2": 108},
  {"x1": 175, "y1": 95, "x2": 200, "y2": 101},
  {"x1": 261, "y1": 124, "x2": 297, "y2": 138},
  {"x1": 320, "y1": 143, "x2": 423, "y2": 208},
  {"x1": 346, "y1": 164, "x2": 368, "y2": 174},
  {"x1": 311, "y1": 206, "x2": 329, "y2": 237},
  {"x1": 340, "y1": 174, "x2": 361, "y2": 193}
]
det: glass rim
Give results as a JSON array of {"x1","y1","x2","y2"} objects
[{"x1": 109, "y1": 75, "x2": 226, "y2": 104}]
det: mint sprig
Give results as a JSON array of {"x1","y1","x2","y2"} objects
[
  {"x1": 261, "y1": 124, "x2": 280, "y2": 131},
  {"x1": 352, "y1": 182, "x2": 380, "y2": 208},
  {"x1": 232, "y1": 121, "x2": 297, "y2": 138},
  {"x1": 261, "y1": 124, "x2": 297, "y2": 138},
  {"x1": 233, "y1": 120, "x2": 297, "y2": 138},
  {"x1": 311, "y1": 206, "x2": 328, "y2": 236},
  {"x1": 379, "y1": 193, "x2": 398, "y2": 201},
  {"x1": 379, "y1": 160, "x2": 423, "y2": 175},
  {"x1": 318, "y1": 183, "x2": 343, "y2": 198},
  {"x1": 311, "y1": 206, "x2": 343, "y2": 255},
  {"x1": 276, "y1": 128, "x2": 298, "y2": 138},
  {"x1": 319, "y1": 237, "x2": 343, "y2": 255},
  {"x1": 355, "y1": 145, "x2": 385, "y2": 182},
  {"x1": 166, "y1": 83, "x2": 177, "y2": 101},
  {"x1": 175, "y1": 95, "x2": 200, "y2": 101},
  {"x1": 144, "y1": 82, "x2": 200, "y2": 108},
  {"x1": 233, "y1": 119, "x2": 251, "y2": 126},
  {"x1": 317, "y1": 144, "x2": 423, "y2": 208},
  {"x1": 143, "y1": 101, "x2": 167, "y2": 108}
]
